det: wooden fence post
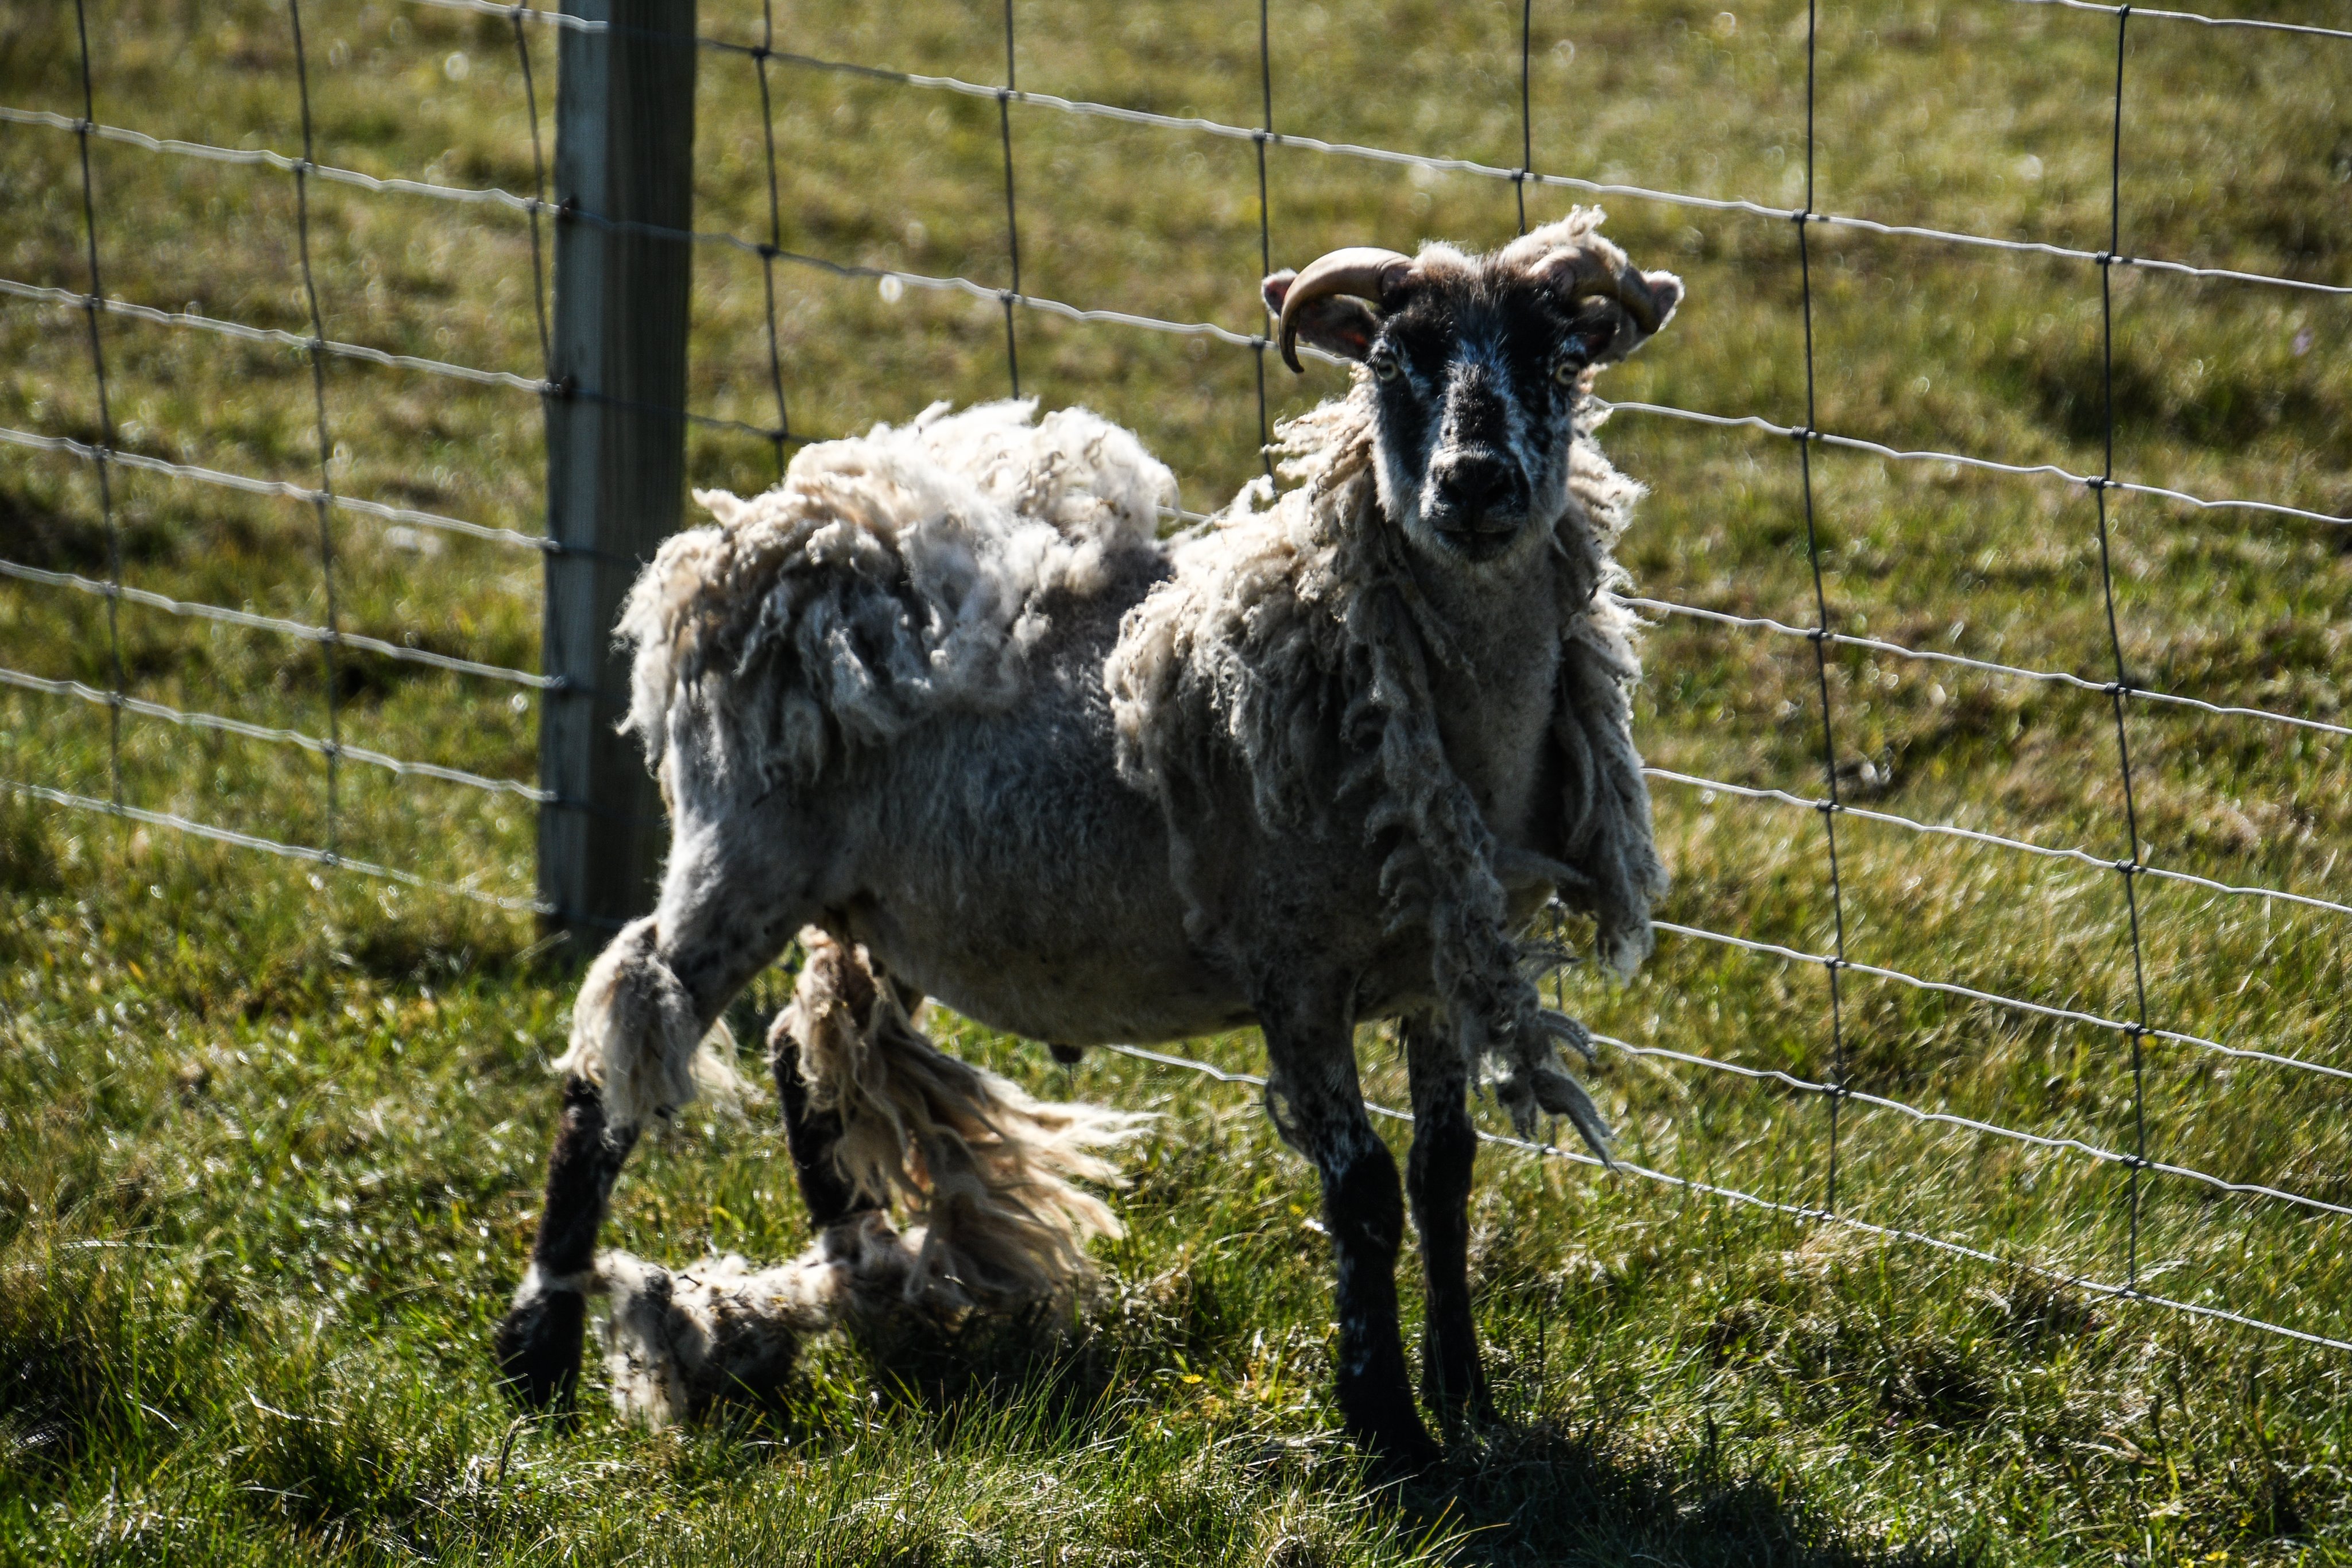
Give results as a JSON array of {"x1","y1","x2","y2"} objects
[{"x1": 537, "y1": 0, "x2": 698, "y2": 951}]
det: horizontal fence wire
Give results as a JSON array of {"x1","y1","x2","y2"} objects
[
  {"x1": 0, "y1": 104, "x2": 546, "y2": 212},
  {"x1": 1592, "y1": 399, "x2": 2350, "y2": 532},
  {"x1": 1095, "y1": 1040, "x2": 2352, "y2": 1355},
  {"x1": 1649, "y1": 916, "x2": 2351, "y2": 1085},
  {"x1": 0, "y1": 421, "x2": 551, "y2": 555},
  {"x1": 1622, "y1": 591, "x2": 2352, "y2": 740},
  {"x1": 0, "y1": 664, "x2": 549, "y2": 802},
  {"x1": 379, "y1": 0, "x2": 2352, "y2": 293},
  {"x1": 407, "y1": 0, "x2": 2352, "y2": 47},
  {"x1": 0, "y1": 276, "x2": 551, "y2": 399},
  {"x1": 0, "y1": 776, "x2": 545, "y2": 913},
  {"x1": 1597, "y1": 1036, "x2": 2352, "y2": 1219},
  {"x1": 1643, "y1": 766, "x2": 2352, "y2": 923},
  {"x1": 6, "y1": 16, "x2": 2336, "y2": 920},
  {"x1": 0, "y1": 554, "x2": 553, "y2": 690},
  {"x1": 2007, "y1": 0, "x2": 2352, "y2": 42}
]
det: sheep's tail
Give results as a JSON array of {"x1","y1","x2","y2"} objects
[{"x1": 779, "y1": 929, "x2": 1146, "y2": 1310}]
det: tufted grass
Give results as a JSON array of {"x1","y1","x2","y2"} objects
[{"x1": 2, "y1": 0, "x2": 2348, "y2": 1562}]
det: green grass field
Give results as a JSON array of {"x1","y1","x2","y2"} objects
[{"x1": 3, "y1": 0, "x2": 2350, "y2": 1561}]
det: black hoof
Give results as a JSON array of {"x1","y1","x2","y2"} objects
[
  {"x1": 1347, "y1": 1388, "x2": 1442, "y2": 1486},
  {"x1": 1361, "y1": 1426, "x2": 1444, "y2": 1490},
  {"x1": 494, "y1": 1288, "x2": 586, "y2": 1410}
]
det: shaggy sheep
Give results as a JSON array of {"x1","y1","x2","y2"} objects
[{"x1": 494, "y1": 210, "x2": 1681, "y2": 1471}]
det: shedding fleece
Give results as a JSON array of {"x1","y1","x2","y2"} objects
[
  {"x1": 617, "y1": 400, "x2": 1175, "y2": 792},
  {"x1": 1107, "y1": 392, "x2": 1665, "y2": 1147},
  {"x1": 550, "y1": 914, "x2": 747, "y2": 1133},
  {"x1": 591, "y1": 934, "x2": 1145, "y2": 1423},
  {"x1": 597, "y1": 1214, "x2": 914, "y2": 1425},
  {"x1": 780, "y1": 930, "x2": 1147, "y2": 1306}
]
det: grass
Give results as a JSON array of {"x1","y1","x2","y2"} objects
[{"x1": 2, "y1": 0, "x2": 2350, "y2": 1561}]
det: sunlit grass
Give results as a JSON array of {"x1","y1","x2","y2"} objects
[{"x1": 2, "y1": 0, "x2": 2348, "y2": 1562}]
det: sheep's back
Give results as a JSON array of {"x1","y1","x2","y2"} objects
[{"x1": 616, "y1": 400, "x2": 1177, "y2": 789}]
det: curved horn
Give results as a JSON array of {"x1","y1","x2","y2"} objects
[
  {"x1": 1548, "y1": 254, "x2": 1670, "y2": 336},
  {"x1": 1276, "y1": 246, "x2": 1413, "y2": 373}
]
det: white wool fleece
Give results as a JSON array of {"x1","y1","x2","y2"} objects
[{"x1": 618, "y1": 400, "x2": 1176, "y2": 792}]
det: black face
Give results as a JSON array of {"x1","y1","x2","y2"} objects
[{"x1": 1364, "y1": 275, "x2": 1626, "y2": 566}]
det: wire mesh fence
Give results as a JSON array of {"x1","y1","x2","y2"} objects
[{"x1": 3, "y1": 0, "x2": 2346, "y2": 1358}]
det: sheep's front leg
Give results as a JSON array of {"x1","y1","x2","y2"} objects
[
  {"x1": 1402, "y1": 1013, "x2": 1494, "y2": 1433},
  {"x1": 1259, "y1": 985, "x2": 1438, "y2": 1475},
  {"x1": 494, "y1": 1075, "x2": 639, "y2": 1408}
]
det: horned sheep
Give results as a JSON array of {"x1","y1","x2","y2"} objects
[{"x1": 494, "y1": 210, "x2": 1682, "y2": 1472}]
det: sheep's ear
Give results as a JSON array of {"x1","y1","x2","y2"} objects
[
  {"x1": 1562, "y1": 268, "x2": 1684, "y2": 369},
  {"x1": 1262, "y1": 270, "x2": 1381, "y2": 363}
]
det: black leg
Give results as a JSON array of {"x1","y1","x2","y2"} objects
[
  {"x1": 491, "y1": 839, "x2": 806, "y2": 1415},
  {"x1": 1259, "y1": 982, "x2": 1438, "y2": 1476},
  {"x1": 770, "y1": 1032, "x2": 881, "y2": 1228},
  {"x1": 1403, "y1": 1013, "x2": 1494, "y2": 1433},
  {"x1": 494, "y1": 1077, "x2": 639, "y2": 1410}
]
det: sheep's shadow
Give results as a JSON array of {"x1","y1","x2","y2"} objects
[
  {"x1": 1387, "y1": 1416, "x2": 1980, "y2": 1568},
  {"x1": 704, "y1": 1310, "x2": 1976, "y2": 1567}
]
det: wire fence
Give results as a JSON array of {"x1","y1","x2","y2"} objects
[
  {"x1": 2, "y1": 0, "x2": 2345, "y2": 1359},
  {"x1": 5, "y1": 0, "x2": 563, "y2": 918}
]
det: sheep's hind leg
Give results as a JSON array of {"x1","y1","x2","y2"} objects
[
  {"x1": 1403, "y1": 1013, "x2": 1495, "y2": 1434},
  {"x1": 494, "y1": 1074, "x2": 637, "y2": 1409},
  {"x1": 770, "y1": 1027, "x2": 880, "y2": 1228},
  {"x1": 496, "y1": 835, "x2": 810, "y2": 1410},
  {"x1": 1259, "y1": 980, "x2": 1439, "y2": 1477}
]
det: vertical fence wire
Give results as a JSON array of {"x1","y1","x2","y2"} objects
[
  {"x1": 509, "y1": 5, "x2": 555, "y2": 550},
  {"x1": 996, "y1": 0, "x2": 1022, "y2": 399},
  {"x1": 1517, "y1": 0, "x2": 1533, "y2": 235},
  {"x1": 1525, "y1": 0, "x2": 1567, "y2": 1004},
  {"x1": 511, "y1": 10, "x2": 552, "y2": 373},
  {"x1": 755, "y1": 1, "x2": 793, "y2": 482},
  {"x1": 68, "y1": 0, "x2": 127, "y2": 815},
  {"x1": 1794, "y1": 0, "x2": 1853, "y2": 1215},
  {"x1": 1252, "y1": 0, "x2": 1274, "y2": 477},
  {"x1": 2093, "y1": 5, "x2": 2154, "y2": 1294},
  {"x1": 285, "y1": 0, "x2": 345, "y2": 862},
  {"x1": 508, "y1": 0, "x2": 558, "y2": 807}
]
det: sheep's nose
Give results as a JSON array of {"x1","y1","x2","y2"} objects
[{"x1": 1432, "y1": 455, "x2": 1522, "y2": 529}]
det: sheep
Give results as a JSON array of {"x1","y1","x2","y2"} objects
[{"x1": 493, "y1": 209, "x2": 1682, "y2": 1472}]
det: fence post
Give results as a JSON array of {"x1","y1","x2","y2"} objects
[{"x1": 537, "y1": 0, "x2": 698, "y2": 951}]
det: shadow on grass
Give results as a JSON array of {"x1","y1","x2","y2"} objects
[
  {"x1": 837, "y1": 1295, "x2": 1137, "y2": 1437},
  {"x1": 1398, "y1": 1417, "x2": 1979, "y2": 1568},
  {"x1": 688, "y1": 1298, "x2": 1977, "y2": 1567}
]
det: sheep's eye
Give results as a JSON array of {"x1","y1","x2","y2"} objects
[
  {"x1": 1368, "y1": 346, "x2": 1404, "y2": 383},
  {"x1": 1552, "y1": 349, "x2": 1587, "y2": 386}
]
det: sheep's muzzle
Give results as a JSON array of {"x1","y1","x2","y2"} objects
[{"x1": 1422, "y1": 448, "x2": 1531, "y2": 560}]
